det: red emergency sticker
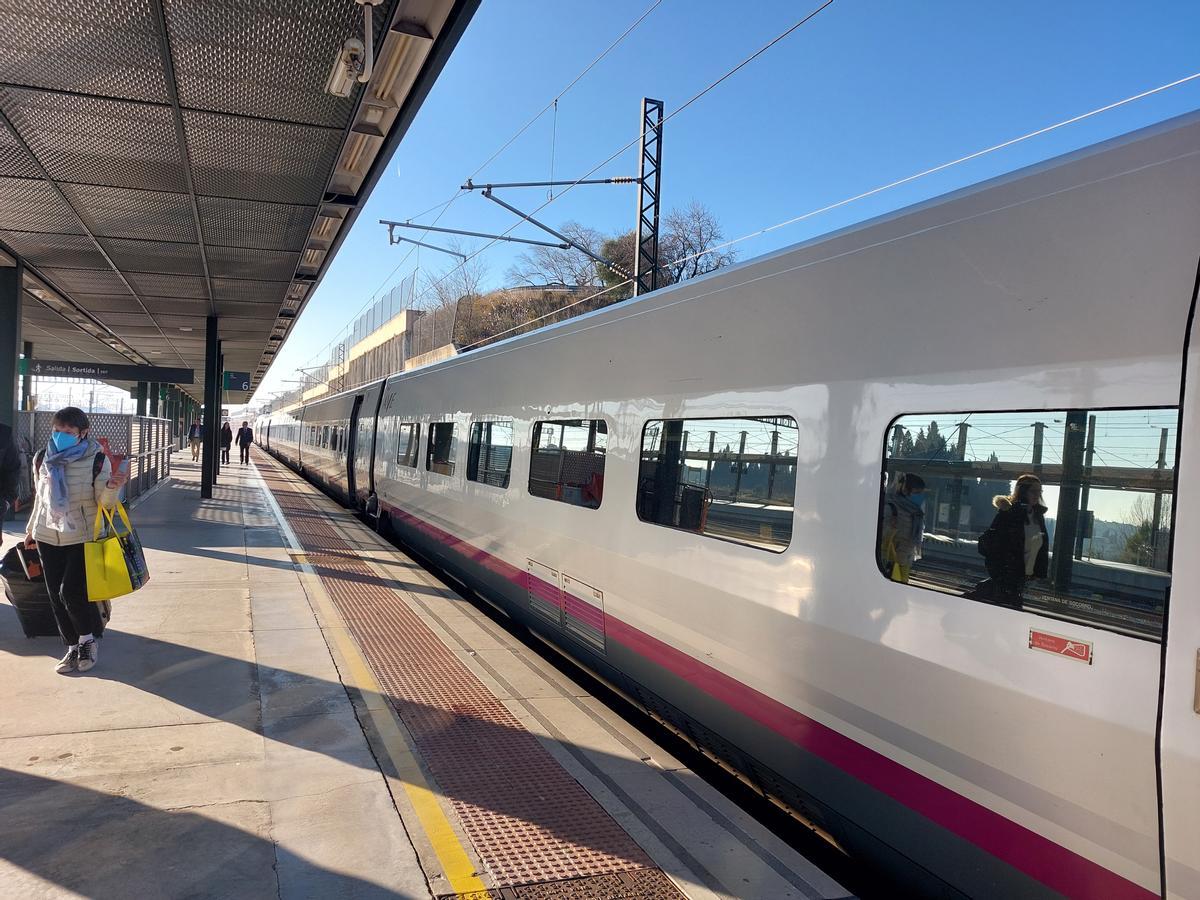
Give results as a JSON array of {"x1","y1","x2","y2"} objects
[{"x1": 1029, "y1": 629, "x2": 1093, "y2": 664}]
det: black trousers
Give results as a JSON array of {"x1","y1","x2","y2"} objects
[
  {"x1": 39, "y1": 542, "x2": 103, "y2": 646},
  {"x1": 221, "y1": 445, "x2": 230, "y2": 463},
  {"x1": 239, "y1": 444, "x2": 250, "y2": 464}
]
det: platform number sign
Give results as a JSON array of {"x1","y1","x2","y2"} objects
[{"x1": 223, "y1": 371, "x2": 251, "y2": 392}]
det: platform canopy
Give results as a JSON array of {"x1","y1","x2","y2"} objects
[{"x1": 0, "y1": 0, "x2": 478, "y2": 404}]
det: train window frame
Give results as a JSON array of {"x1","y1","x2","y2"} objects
[
  {"x1": 395, "y1": 422, "x2": 420, "y2": 468},
  {"x1": 527, "y1": 418, "x2": 607, "y2": 509},
  {"x1": 876, "y1": 406, "x2": 1178, "y2": 641},
  {"x1": 426, "y1": 421, "x2": 456, "y2": 476},
  {"x1": 467, "y1": 420, "x2": 513, "y2": 489},
  {"x1": 637, "y1": 415, "x2": 799, "y2": 553}
]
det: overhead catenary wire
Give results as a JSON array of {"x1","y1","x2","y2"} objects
[
  {"x1": 285, "y1": 0, "x2": 668, "y2": 382},
  {"x1": 687, "y1": 69, "x2": 1200, "y2": 263},
  {"x1": 291, "y1": 190, "x2": 466, "y2": 376},
  {"x1": 467, "y1": 0, "x2": 664, "y2": 182},
  {"x1": 454, "y1": 67, "x2": 1200, "y2": 354},
  {"x1": 404, "y1": 0, "x2": 838, "y2": 325}
]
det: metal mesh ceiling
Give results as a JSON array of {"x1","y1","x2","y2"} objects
[
  {"x1": 61, "y1": 184, "x2": 198, "y2": 243},
  {"x1": 164, "y1": 0, "x2": 362, "y2": 128},
  {"x1": 0, "y1": 87, "x2": 186, "y2": 192},
  {"x1": 198, "y1": 197, "x2": 315, "y2": 251},
  {"x1": 184, "y1": 110, "x2": 343, "y2": 203},
  {"x1": 0, "y1": 0, "x2": 170, "y2": 103},
  {"x1": 0, "y1": 118, "x2": 40, "y2": 178},
  {"x1": 2, "y1": 0, "x2": 477, "y2": 401},
  {"x1": 0, "y1": 177, "x2": 86, "y2": 233}
]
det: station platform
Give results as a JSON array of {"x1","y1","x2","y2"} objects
[{"x1": 0, "y1": 451, "x2": 851, "y2": 900}]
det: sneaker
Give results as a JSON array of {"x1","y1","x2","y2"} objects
[
  {"x1": 77, "y1": 639, "x2": 99, "y2": 672},
  {"x1": 55, "y1": 647, "x2": 79, "y2": 674}
]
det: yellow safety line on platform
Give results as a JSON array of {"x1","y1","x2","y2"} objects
[
  {"x1": 318, "y1": 609, "x2": 487, "y2": 896},
  {"x1": 252, "y1": 461, "x2": 487, "y2": 897}
]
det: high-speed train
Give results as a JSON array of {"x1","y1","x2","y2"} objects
[{"x1": 260, "y1": 112, "x2": 1200, "y2": 898}]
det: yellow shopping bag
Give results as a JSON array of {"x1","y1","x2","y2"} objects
[{"x1": 84, "y1": 503, "x2": 149, "y2": 602}]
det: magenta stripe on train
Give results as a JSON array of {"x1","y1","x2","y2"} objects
[
  {"x1": 378, "y1": 501, "x2": 1152, "y2": 899},
  {"x1": 563, "y1": 594, "x2": 604, "y2": 630}
]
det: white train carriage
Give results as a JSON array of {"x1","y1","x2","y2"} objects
[{"x1": 261, "y1": 111, "x2": 1200, "y2": 898}]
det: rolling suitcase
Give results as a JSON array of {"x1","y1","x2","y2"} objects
[
  {"x1": 2, "y1": 545, "x2": 57, "y2": 638},
  {"x1": 0, "y1": 545, "x2": 110, "y2": 639}
]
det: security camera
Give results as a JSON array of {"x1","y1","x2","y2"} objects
[{"x1": 325, "y1": 37, "x2": 366, "y2": 98}]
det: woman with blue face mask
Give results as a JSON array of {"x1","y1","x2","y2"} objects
[
  {"x1": 23, "y1": 407, "x2": 129, "y2": 674},
  {"x1": 880, "y1": 472, "x2": 926, "y2": 583}
]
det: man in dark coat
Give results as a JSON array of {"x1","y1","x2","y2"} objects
[{"x1": 235, "y1": 421, "x2": 254, "y2": 466}]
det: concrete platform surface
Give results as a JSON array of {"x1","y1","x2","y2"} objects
[
  {"x1": 0, "y1": 456, "x2": 428, "y2": 900},
  {"x1": 0, "y1": 451, "x2": 852, "y2": 900}
]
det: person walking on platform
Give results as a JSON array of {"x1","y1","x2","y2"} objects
[
  {"x1": 236, "y1": 421, "x2": 253, "y2": 466},
  {"x1": 0, "y1": 421, "x2": 20, "y2": 542},
  {"x1": 24, "y1": 407, "x2": 128, "y2": 674},
  {"x1": 220, "y1": 422, "x2": 232, "y2": 465},
  {"x1": 880, "y1": 473, "x2": 925, "y2": 583},
  {"x1": 188, "y1": 420, "x2": 203, "y2": 461}
]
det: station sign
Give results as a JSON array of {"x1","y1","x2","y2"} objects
[
  {"x1": 223, "y1": 371, "x2": 251, "y2": 391},
  {"x1": 21, "y1": 358, "x2": 194, "y2": 384}
]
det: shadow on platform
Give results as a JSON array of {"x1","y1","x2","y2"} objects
[{"x1": 0, "y1": 765, "x2": 412, "y2": 899}]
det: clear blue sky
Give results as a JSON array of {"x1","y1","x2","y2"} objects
[{"x1": 251, "y1": 0, "x2": 1200, "y2": 404}]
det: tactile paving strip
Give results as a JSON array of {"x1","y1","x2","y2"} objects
[
  {"x1": 258, "y1": 456, "x2": 680, "y2": 893},
  {"x1": 462, "y1": 867, "x2": 686, "y2": 900}
]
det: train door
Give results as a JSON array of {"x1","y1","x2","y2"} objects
[
  {"x1": 358, "y1": 386, "x2": 385, "y2": 511},
  {"x1": 1160, "y1": 300, "x2": 1200, "y2": 899},
  {"x1": 346, "y1": 395, "x2": 364, "y2": 501}
]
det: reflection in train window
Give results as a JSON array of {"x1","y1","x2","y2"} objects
[
  {"x1": 426, "y1": 422, "x2": 456, "y2": 476},
  {"x1": 879, "y1": 409, "x2": 1177, "y2": 640},
  {"x1": 395, "y1": 423, "x2": 420, "y2": 467},
  {"x1": 467, "y1": 421, "x2": 513, "y2": 488},
  {"x1": 638, "y1": 417, "x2": 797, "y2": 552},
  {"x1": 529, "y1": 419, "x2": 606, "y2": 508}
]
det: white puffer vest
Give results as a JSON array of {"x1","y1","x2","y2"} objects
[{"x1": 28, "y1": 438, "x2": 119, "y2": 547}]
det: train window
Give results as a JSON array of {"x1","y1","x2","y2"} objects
[
  {"x1": 878, "y1": 409, "x2": 1177, "y2": 640},
  {"x1": 426, "y1": 422, "x2": 456, "y2": 476},
  {"x1": 638, "y1": 416, "x2": 797, "y2": 551},
  {"x1": 528, "y1": 419, "x2": 606, "y2": 509},
  {"x1": 467, "y1": 421, "x2": 513, "y2": 488},
  {"x1": 395, "y1": 423, "x2": 420, "y2": 467}
]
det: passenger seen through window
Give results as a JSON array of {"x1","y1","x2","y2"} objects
[{"x1": 879, "y1": 409, "x2": 1176, "y2": 640}]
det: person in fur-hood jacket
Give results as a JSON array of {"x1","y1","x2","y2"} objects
[{"x1": 977, "y1": 473, "x2": 1049, "y2": 601}]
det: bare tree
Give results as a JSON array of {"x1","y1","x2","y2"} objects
[
  {"x1": 1120, "y1": 493, "x2": 1172, "y2": 568},
  {"x1": 507, "y1": 222, "x2": 603, "y2": 288},
  {"x1": 660, "y1": 200, "x2": 737, "y2": 283},
  {"x1": 454, "y1": 202, "x2": 737, "y2": 351},
  {"x1": 429, "y1": 240, "x2": 488, "y2": 309},
  {"x1": 596, "y1": 201, "x2": 735, "y2": 295}
]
